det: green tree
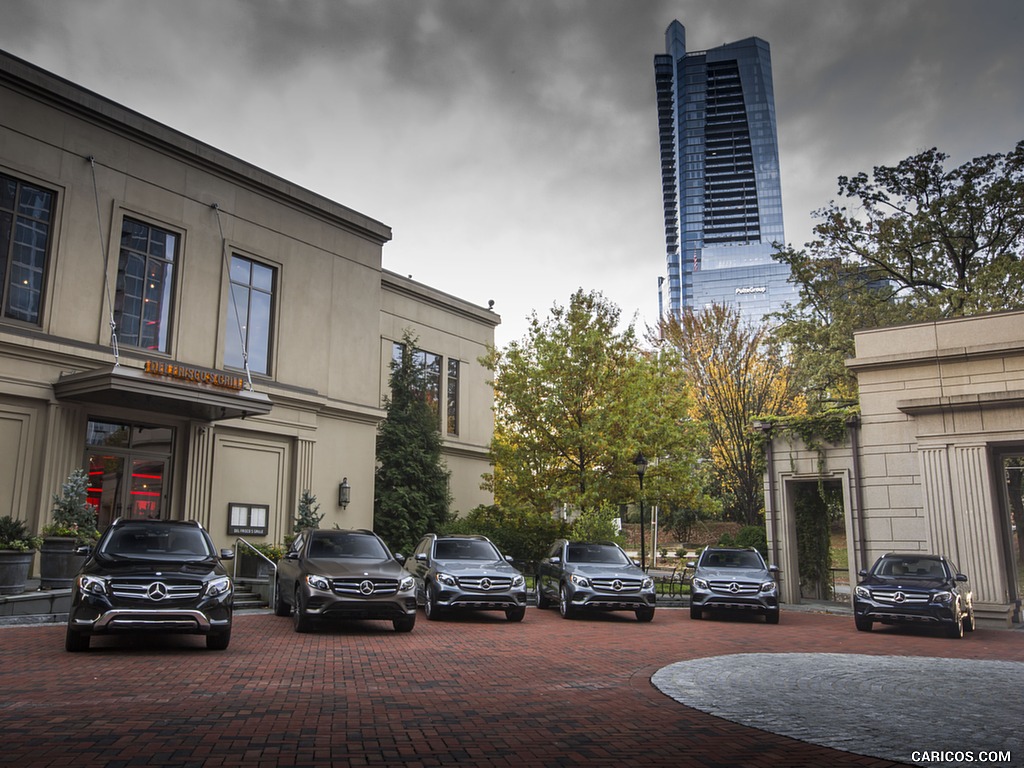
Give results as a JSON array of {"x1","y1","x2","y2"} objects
[
  {"x1": 660, "y1": 304, "x2": 803, "y2": 525},
  {"x1": 441, "y1": 504, "x2": 568, "y2": 566},
  {"x1": 293, "y1": 490, "x2": 322, "y2": 533},
  {"x1": 374, "y1": 329, "x2": 451, "y2": 555},
  {"x1": 483, "y1": 289, "x2": 709, "y2": 522},
  {"x1": 774, "y1": 141, "x2": 1024, "y2": 406}
]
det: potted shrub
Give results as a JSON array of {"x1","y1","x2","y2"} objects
[
  {"x1": 0, "y1": 515, "x2": 42, "y2": 595},
  {"x1": 39, "y1": 468, "x2": 99, "y2": 589}
]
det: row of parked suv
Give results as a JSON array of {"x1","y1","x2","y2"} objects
[{"x1": 64, "y1": 518, "x2": 976, "y2": 650}]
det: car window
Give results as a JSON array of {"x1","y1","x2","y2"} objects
[
  {"x1": 701, "y1": 550, "x2": 763, "y2": 569},
  {"x1": 434, "y1": 539, "x2": 500, "y2": 560},
  {"x1": 309, "y1": 532, "x2": 387, "y2": 559},
  {"x1": 565, "y1": 544, "x2": 629, "y2": 565},
  {"x1": 102, "y1": 526, "x2": 212, "y2": 559},
  {"x1": 875, "y1": 557, "x2": 946, "y2": 578}
]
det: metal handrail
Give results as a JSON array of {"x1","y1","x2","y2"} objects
[{"x1": 233, "y1": 537, "x2": 278, "y2": 607}]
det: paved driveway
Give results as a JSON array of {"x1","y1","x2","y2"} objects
[{"x1": 1, "y1": 607, "x2": 1021, "y2": 767}]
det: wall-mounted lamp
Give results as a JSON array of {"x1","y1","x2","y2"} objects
[{"x1": 338, "y1": 477, "x2": 351, "y2": 509}]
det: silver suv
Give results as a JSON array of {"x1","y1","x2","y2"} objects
[
  {"x1": 688, "y1": 546, "x2": 780, "y2": 623},
  {"x1": 408, "y1": 534, "x2": 527, "y2": 621}
]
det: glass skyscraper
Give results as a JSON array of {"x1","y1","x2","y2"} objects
[{"x1": 654, "y1": 21, "x2": 795, "y2": 324}]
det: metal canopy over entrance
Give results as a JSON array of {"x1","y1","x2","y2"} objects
[{"x1": 53, "y1": 365, "x2": 272, "y2": 422}]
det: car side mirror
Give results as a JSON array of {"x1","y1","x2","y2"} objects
[
  {"x1": 394, "y1": 554, "x2": 405, "y2": 563},
  {"x1": 75, "y1": 545, "x2": 92, "y2": 556},
  {"x1": 769, "y1": 565, "x2": 780, "y2": 573},
  {"x1": 858, "y1": 569, "x2": 869, "y2": 577},
  {"x1": 415, "y1": 552, "x2": 428, "y2": 562},
  {"x1": 285, "y1": 551, "x2": 300, "y2": 560},
  {"x1": 505, "y1": 555, "x2": 514, "y2": 563},
  {"x1": 956, "y1": 573, "x2": 968, "y2": 582},
  {"x1": 686, "y1": 560, "x2": 696, "y2": 569},
  {"x1": 220, "y1": 548, "x2": 235, "y2": 560},
  {"x1": 549, "y1": 556, "x2": 561, "y2": 565}
]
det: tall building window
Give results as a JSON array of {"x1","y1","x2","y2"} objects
[
  {"x1": 0, "y1": 172, "x2": 54, "y2": 324},
  {"x1": 115, "y1": 218, "x2": 178, "y2": 352},
  {"x1": 225, "y1": 254, "x2": 275, "y2": 375},
  {"x1": 447, "y1": 359, "x2": 460, "y2": 435},
  {"x1": 391, "y1": 342, "x2": 445, "y2": 429}
]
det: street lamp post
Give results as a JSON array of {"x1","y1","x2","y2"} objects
[{"x1": 633, "y1": 451, "x2": 648, "y2": 572}]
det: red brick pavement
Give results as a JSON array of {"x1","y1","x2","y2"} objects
[{"x1": 1, "y1": 607, "x2": 1021, "y2": 767}]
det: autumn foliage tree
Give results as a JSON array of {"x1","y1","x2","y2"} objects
[{"x1": 660, "y1": 304, "x2": 803, "y2": 525}]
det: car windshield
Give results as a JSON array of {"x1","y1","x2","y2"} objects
[
  {"x1": 702, "y1": 550, "x2": 765, "y2": 569},
  {"x1": 875, "y1": 557, "x2": 946, "y2": 579},
  {"x1": 101, "y1": 525, "x2": 213, "y2": 560},
  {"x1": 434, "y1": 539, "x2": 501, "y2": 561},
  {"x1": 565, "y1": 544, "x2": 629, "y2": 565},
  {"x1": 308, "y1": 533, "x2": 388, "y2": 559}
]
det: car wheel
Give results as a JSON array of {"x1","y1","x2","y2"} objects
[
  {"x1": 854, "y1": 615, "x2": 873, "y2": 632},
  {"x1": 965, "y1": 607, "x2": 977, "y2": 632},
  {"x1": 764, "y1": 610, "x2": 780, "y2": 625},
  {"x1": 206, "y1": 628, "x2": 231, "y2": 650},
  {"x1": 393, "y1": 614, "x2": 416, "y2": 633},
  {"x1": 273, "y1": 579, "x2": 290, "y2": 617},
  {"x1": 534, "y1": 578, "x2": 550, "y2": 609},
  {"x1": 424, "y1": 589, "x2": 444, "y2": 621},
  {"x1": 558, "y1": 584, "x2": 575, "y2": 619},
  {"x1": 292, "y1": 588, "x2": 311, "y2": 633},
  {"x1": 506, "y1": 605, "x2": 526, "y2": 622},
  {"x1": 947, "y1": 605, "x2": 965, "y2": 639},
  {"x1": 689, "y1": 606, "x2": 702, "y2": 620},
  {"x1": 635, "y1": 606, "x2": 655, "y2": 622},
  {"x1": 65, "y1": 626, "x2": 90, "y2": 652}
]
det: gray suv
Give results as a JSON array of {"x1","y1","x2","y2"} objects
[
  {"x1": 408, "y1": 534, "x2": 527, "y2": 621},
  {"x1": 688, "y1": 546, "x2": 780, "y2": 623}
]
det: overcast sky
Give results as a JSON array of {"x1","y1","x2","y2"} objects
[{"x1": 2, "y1": 0, "x2": 1022, "y2": 346}]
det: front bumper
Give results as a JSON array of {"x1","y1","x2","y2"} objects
[
  {"x1": 302, "y1": 585, "x2": 417, "y2": 622},
  {"x1": 854, "y1": 598, "x2": 957, "y2": 626},
  {"x1": 69, "y1": 597, "x2": 232, "y2": 636},
  {"x1": 690, "y1": 587, "x2": 778, "y2": 614},
  {"x1": 435, "y1": 588, "x2": 528, "y2": 611},
  {"x1": 566, "y1": 586, "x2": 656, "y2": 611}
]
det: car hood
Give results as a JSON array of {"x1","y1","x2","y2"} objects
[
  {"x1": 565, "y1": 562, "x2": 644, "y2": 579},
  {"x1": 859, "y1": 575, "x2": 950, "y2": 590},
  {"x1": 85, "y1": 557, "x2": 224, "y2": 578},
  {"x1": 432, "y1": 559, "x2": 522, "y2": 577},
  {"x1": 304, "y1": 557, "x2": 410, "y2": 578},
  {"x1": 696, "y1": 567, "x2": 771, "y2": 582}
]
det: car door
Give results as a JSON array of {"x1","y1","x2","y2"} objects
[
  {"x1": 538, "y1": 542, "x2": 563, "y2": 602},
  {"x1": 409, "y1": 537, "x2": 431, "y2": 604},
  {"x1": 276, "y1": 531, "x2": 307, "y2": 606}
]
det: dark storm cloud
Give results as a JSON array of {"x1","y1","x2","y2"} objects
[{"x1": 1, "y1": 0, "x2": 1021, "y2": 343}]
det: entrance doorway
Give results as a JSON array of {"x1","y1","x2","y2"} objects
[
  {"x1": 789, "y1": 479, "x2": 845, "y2": 602},
  {"x1": 85, "y1": 420, "x2": 173, "y2": 529},
  {"x1": 996, "y1": 452, "x2": 1023, "y2": 623}
]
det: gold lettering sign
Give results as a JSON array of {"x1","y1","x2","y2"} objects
[{"x1": 144, "y1": 360, "x2": 246, "y2": 391}]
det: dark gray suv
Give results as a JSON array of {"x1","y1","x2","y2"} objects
[
  {"x1": 408, "y1": 534, "x2": 527, "y2": 621},
  {"x1": 688, "y1": 546, "x2": 780, "y2": 623},
  {"x1": 535, "y1": 540, "x2": 656, "y2": 621}
]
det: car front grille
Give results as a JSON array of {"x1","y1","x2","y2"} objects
[
  {"x1": 870, "y1": 590, "x2": 931, "y2": 606},
  {"x1": 458, "y1": 576, "x2": 513, "y2": 591},
  {"x1": 332, "y1": 578, "x2": 400, "y2": 596},
  {"x1": 109, "y1": 579, "x2": 205, "y2": 601},
  {"x1": 706, "y1": 580, "x2": 761, "y2": 596},
  {"x1": 590, "y1": 577, "x2": 643, "y2": 594}
]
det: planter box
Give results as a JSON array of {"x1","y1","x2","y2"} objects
[
  {"x1": 0, "y1": 550, "x2": 34, "y2": 596},
  {"x1": 39, "y1": 537, "x2": 85, "y2": 590}
]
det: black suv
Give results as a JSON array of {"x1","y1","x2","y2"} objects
[
  {"x1": 274, "y1": 528, "x2": 417, "y2": 632},
  {"x1": 854, "y1": 553, "x2": 976, "y2": 638},
  {"x1": 688, "y1": 546, "x2": 780, "y2": 623},
  {"x1": 65, "y1": 518, "x2": 234, "y2": 652},
  {"x1": 535, "y1": 540, "x2": 656, "y2": 621},
  {"x1": 408, "y1": 534, "x2": 527, "y2": 621}
]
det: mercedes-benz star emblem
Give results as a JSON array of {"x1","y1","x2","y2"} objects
[
  {"x1": 728, "y1": 582, "x2": 741, "y2": 593},
  {"x1": 894, "y1": 591, "x2": 906, "y2": 603},
  {"x1": 359, "y1": 580, "x2": 375, "y2": 596},
  {"x1": 480, "y1": 578, "x2": 492, "y2": 591},
  {"x1": 612, "y1": 580, "x2": 623, "y2": 591},
  {"x1": 147, "y1": 582, "x2": 169, "y2": 601}
]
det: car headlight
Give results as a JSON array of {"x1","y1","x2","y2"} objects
[
  {"x1": 692, "y1": 577, "x2": 708, "y2": 590},
  {"x1": 78, "y1": 574, "x2": 108, "y2": 596},
  {"x1": 399, "y1": 576, "x2": 415, "y2": 592},
  {"x1": 760, "y1": 581, "x2": 777, "y2": 593},
  {"x1": 207, "y1": 576, "x2": 232, "y2": 597},
  {"x1": 306, "y1": 574, "x2": 331, "y2": 591},
  {"x1": 570, "y1": 573, "x2": 590, "y2": 588},
  {"x1": 512, "y1": 574, "x2": 525, "y2": 588},
  {"x1": 931, "y1": 590, "x2": 953, "y2": 604},
  {"x1": 434, "y1": 572, "x2": 457, "y2": 587},
  {"x1": 642, "y1": 577, "x2": 654, "y2": 590},
  {"x1": 855, "y1": 585, "x2": 871, "y2": 599}
]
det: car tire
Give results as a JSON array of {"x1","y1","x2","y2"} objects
[
  {"x1": 424, "y1": 589, "x2": 444, "y2": 621},
  {"x1": 689, "y1": 606, "x2": 702, "y2": 620},
  {"x1": 292, "y1": 588, "x2": 312, "y2": 633},
  {"x1": 947, "y1": 605, "x2": 965, "y2": 639},
  {"x1": 534, "y1": 578, "x2": 550, "y2": 609},
  {"x1": 965, "y1": 607, "x2": 977, "y2": 632},
  {"x1": 558, "y1": 584, "x2": 575, "y2": 619},
  {"x1": 393, "y1": 614, "x2": 416, "y2": 633},
  {"x1": 506, "y1": 605, "x2": 526, "y2": 622},
  {"x1": 273, "y1": 579, "x2": 290, "y2": 617},
  {"x1": 206, "y1": 629, "x2": 231, "y2": 650},
  {"x1": 635, "y1": 606, "x2": 655, "y2": 622},
  {"x1": 65, "y1": 626, "x2": 90, "y2": 652},
  {"x1": 854, "y1": 615, "x2": 873, "y2": 632},
  {"x1": 764, "y1": 610, "x2": 780, "y2": 625}
]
